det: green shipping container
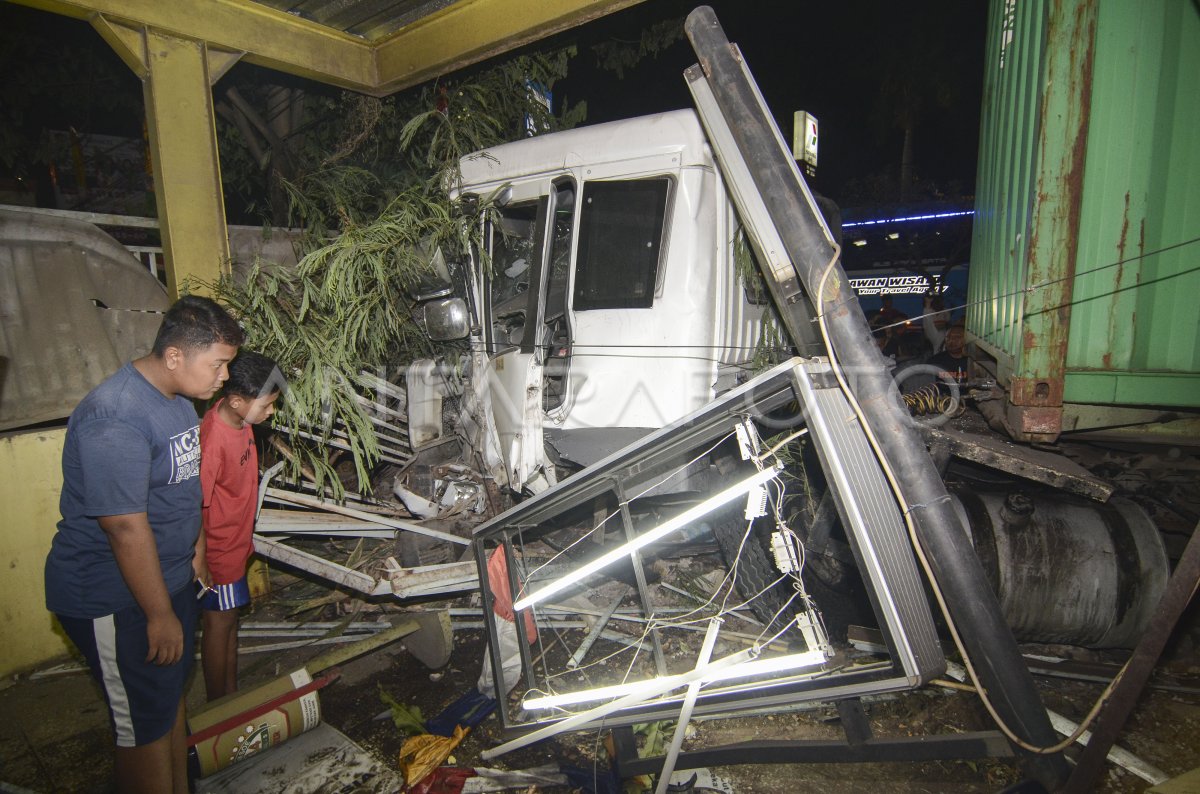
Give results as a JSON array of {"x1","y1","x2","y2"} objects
[{"x1": 969, "y1": 0, "x2": 1200, "y2": 442}]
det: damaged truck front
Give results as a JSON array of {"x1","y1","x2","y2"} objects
[
  {"x1": 405, "y1": 109, "x2": 797, "y2": 497},
  {"x1": 400, "y1": 95, "x2": 1167, "y2": 656}
]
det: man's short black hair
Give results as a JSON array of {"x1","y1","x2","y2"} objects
[
  {"x1": 225, "y1": 350, "x2": 286, "y2": 400},
  {"x1": 152, "y1": 295, "x2": 244, "y2": 356}
]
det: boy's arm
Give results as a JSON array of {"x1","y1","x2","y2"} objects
[
  {"x1": 194, "y1": 531, "x2": 211, "y2": 588},
  {"x1": 99, "y1": 512, "x2": 183, "y2": 665},
  {"x1": 196, "y1": 421, "x2": 222, "y2": 588}
]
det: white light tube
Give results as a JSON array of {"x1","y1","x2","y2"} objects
[
  {"x1": 484, "y1": 645, "x2": 758, "y2": 760},
  {"x1": 522, "y1": 647, "x2": 828, "y2": 711},
  {"x1": 512, "y1": 464, "x2": 782, "y2": 612}
]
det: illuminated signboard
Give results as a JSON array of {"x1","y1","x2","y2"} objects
[{"x1": 848, "y1": 274, "x2": 950, "y2": 297}]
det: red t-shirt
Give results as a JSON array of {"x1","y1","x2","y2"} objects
[{"x1": 200, "y1": 400, "x2": 259, "y2": 584}]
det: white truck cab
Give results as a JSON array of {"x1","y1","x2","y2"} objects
[{"x1": 416, "y1": 110, "x2": 768, "y2": 493}]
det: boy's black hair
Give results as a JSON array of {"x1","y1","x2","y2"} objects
[
  {"x1": 152, "y1": 295, "x2": 244, "y2": 356},
  {"x1": 225, "y1": 351, "x2": 286, "y2": 400}
]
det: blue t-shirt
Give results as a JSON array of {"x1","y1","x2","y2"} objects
[{"x1": 45, "y1": 362, "x2": 202, "y2": 618}]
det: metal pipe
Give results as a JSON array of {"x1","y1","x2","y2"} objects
[
  {"x1": 683, "y1": 7, "x2": 1067, "y2": 786},
  {"x1": 655, "y1": 618, "x2": 721, "y2": 794}
]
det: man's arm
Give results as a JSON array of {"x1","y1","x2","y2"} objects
[
  {"x1": 922, "y1": 296, "x2": 947, "y2": 351},
  {"x1": 99, "y1": 512, "x2": 182, "y2": 666}
]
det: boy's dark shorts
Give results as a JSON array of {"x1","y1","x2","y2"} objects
[{"x1": 57, "y1": 584, "x2": 197, "y2": 747}]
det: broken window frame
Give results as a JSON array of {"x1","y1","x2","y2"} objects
[{"x1": 473, "y1": 357, "x2": 944, "y2": 739}]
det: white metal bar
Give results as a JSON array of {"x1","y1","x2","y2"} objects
[
  {"x1": 0, "y1": 203, "x2": 159, "y2": 229},
  {"x1": 482, "y1": 646, "x2": 759, "y2": 759},
  {"x1": 655, "y1": 619, "x2": 722, "y2": 794},
  {"x1": 265, "y1": 487, "x2": 469, "y2": 546}
]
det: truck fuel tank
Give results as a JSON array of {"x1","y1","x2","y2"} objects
[{"x1": 949, "y1": 486, "x2": 1168, "y2": 649}]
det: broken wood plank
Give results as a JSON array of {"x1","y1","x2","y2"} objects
[
  {"x1": 305, "y1": 618, "x2": 421, "y2": 674},
  {"x1": 253, "y1": 535, "x2": 385, "y2": 596}
]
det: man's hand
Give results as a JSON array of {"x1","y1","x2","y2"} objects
[{"x1": 145, "y1": 612, "x2": 184, "y2": 665}]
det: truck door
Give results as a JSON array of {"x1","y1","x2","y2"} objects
[{"x1": 480, "y1": 178, "x2": 574, "y2": 491}]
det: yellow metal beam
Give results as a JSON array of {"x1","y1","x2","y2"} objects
[
  {"x1": 139, "y1": 29, "x2": 233, "y2": 297},
  {"x1": 15, "y1": 0, "x2": 645, "y2": 96},
  {"x1": 13, "y1": 0, "x2": 377, "y2": 91},
  {"x1": 373, "y1": 0, "x2": 643, "y2": 94},
  {"x1": 90, "y1": 13, "x2": 148, "y2": 78}
]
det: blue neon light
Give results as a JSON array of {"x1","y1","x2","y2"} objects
[{"x1": 841, "y1": 210, "x2": 974, "y2": 229}]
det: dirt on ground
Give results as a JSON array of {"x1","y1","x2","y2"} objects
[{"x1": 4, "y1": 557, "x2": 1200, "y2": 793}]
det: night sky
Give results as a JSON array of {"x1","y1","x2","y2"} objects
[
  {"x1": 551, "y1": 1, "x2": 989, "y2": 206},
  {"x1": 2, "y1": 1, "x2": 989, "y2": 210}
]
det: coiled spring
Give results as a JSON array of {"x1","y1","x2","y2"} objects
[{"x1": 904, "y1": 383, "x2": 959, "y2": 416}]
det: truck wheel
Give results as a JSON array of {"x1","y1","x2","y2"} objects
[{"x1": 710, "y1": 508, "x2": 805, "y2": 643}]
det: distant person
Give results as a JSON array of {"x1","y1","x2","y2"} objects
[
  {"x1": 197, "y1": 351, "x2": 285, "y2": 702},
  {"x1": 922, "y1": 293, "x2": 951, "y2": 352},
  {"x1": 873, "y1": 296, "x2": 907, "y2": 329},
  {"x1": 45, "y1": 295, "x2": 242, "y2": 794},
  {"x1": 927, "y1": 323, "x2": 969, "y2": 391}
]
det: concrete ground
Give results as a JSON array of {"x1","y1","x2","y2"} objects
[{"x1": 4, "y1": 575, "x2": 1200, "y2": 793}]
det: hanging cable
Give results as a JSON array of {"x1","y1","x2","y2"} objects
[{"x1": 813, "y1": 242, "x2": 1130, "y2": 754}]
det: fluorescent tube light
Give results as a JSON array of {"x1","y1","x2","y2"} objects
[
  {"x1": 485, "y1": 645, "x2": 759, "y2": 760},
  {"x1": 522, "y1": 648, "x2": 828, "y2": 711},
  {"x1": 512, "y1": 465, "x2": 782, "y2": 612}
]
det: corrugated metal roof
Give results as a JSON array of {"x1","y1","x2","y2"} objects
[
  {"x1": 251, "y1": 0, "x2": 462, "y2": 41},
  {"x1": 0, "y1": 209, "x2": 170, "y2": 432}
]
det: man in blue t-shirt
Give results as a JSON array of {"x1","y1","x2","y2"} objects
[{"x1": 45, "y1": 294, "x2": 242, "y2": 794}]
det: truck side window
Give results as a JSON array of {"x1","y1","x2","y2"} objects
[
  {"x1": 573, "y1": 179, "x2": 670, "y2": 310},
  {"x1": 490, "y1": 203, "x2": 538, "y2": 311}
]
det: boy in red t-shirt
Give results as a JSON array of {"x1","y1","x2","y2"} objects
[{"x1": 196, "y1": 351, "x2": 285, "y2": 701}]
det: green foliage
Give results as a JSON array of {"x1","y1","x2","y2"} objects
[
  {"x1": 218, "y1": 48, "x2": 584, "y2": 227},
  {"x1": 202, "y1": 49, "x2": 584, "y2": 496},
  {"x1": 195, "y1": 188, "x2": 464, "y2": 492},
  {"x1": 734, "y1": 228, "x2": 791, "y2": 372},
  {"x1": 378, "y1": 685, "x2": 427, "y2": 736},
  {"x1": 592, "y1": 17, "x2": 686, "y2": 79}
]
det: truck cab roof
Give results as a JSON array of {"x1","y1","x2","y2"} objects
[{"x1": 454, "y1": 109, "x2": 712, "y2": 194}]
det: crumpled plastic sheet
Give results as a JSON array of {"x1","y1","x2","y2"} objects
[
  {"x1": 460, "y1": 764, "x2": 570, "y2": 792},
  {"x1": 406, "y1": 763, "x2": 621, "y2": 794},
  {"x1": 399, "y1": 725, "x2": 468, "y2": 789}
]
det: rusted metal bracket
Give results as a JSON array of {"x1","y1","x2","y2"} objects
[{"x1": 919, "y1": 425, "x2": 1114, "y2": 501}]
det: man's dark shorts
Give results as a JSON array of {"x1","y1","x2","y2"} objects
[{"x1": 56, "y1": 584, "x2": 197, "y2": 747}]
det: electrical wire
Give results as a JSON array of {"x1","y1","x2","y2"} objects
[
  {"x1": 515, "y1": 429, "x2": 738, "y2": 586},
  {"x1": 866, "y1": 234, "x2": 1200, "y2": 335},
  {"x1": 517, "y1": 433, "x2": 812, "y2": 713},
  {"x1": 902, "y1": 383, "x2": 959, "y2": 417},
  {"x1": 814, "y1": 242, "x2": 1131, "y2": 754}
]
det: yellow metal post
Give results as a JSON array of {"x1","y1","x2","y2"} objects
[
  {"x1": 0, "y1": 429, "x2": 72, "y2": 676},
  {"x1": 141, "y1": 30, "x2": 235, "y2": 297},
  {"x1": 95, "y1": 15, "x2": 239, "y2": 299}
]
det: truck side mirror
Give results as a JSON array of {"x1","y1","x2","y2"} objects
[{"x1": 415, "y1": 296, "x2": 470, "y2": 341}]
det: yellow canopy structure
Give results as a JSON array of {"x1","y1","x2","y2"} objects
[{"x1": 11, "y1": 0, "x2": 642, "y2": 293}]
